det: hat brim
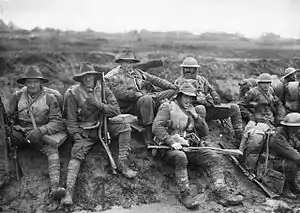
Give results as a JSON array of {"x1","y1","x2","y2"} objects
[
  {"x1": 257, "y1": 80, "x2": 272, "y2": 83},
  {"x1": 176, "y1": 91, "x2": 196, "y2": 98},
  {"x1": 280, "y1": 121, "x2": 300, "y2": 126},
  {"x1": 115, "y1": 58, "x2": 140, "y2": 64},
  {"x1": 282, "y1": 69, "x2": 300, "y2": 79},
  {"x1": 17, "y1": 77, "x2": 49, "y2": 84},
  {"x1": 73, "y1": 71, "x2": 102, "y2": 82},
  {"x1": 180, "y1": 64, "x2": 200, "y2": 68}
]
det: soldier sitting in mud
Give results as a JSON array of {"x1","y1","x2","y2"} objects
[
  {"x1": 62, "y1": 62, "x2": 137, "y2": 205},
  {"x1": 175, "y1": 57, "x2": 243, "y2": 147},
  {"x1": 267, "y1": 113, "x2": 300, "y2": 198},
  {"x1": 7, "y1": 66, "x2": 67, "y2": 201},
  {"x1": 105, "y1": 50, "x2": 178, "y2": 145},
  {"x1": 152, "y1": 83, "x2": 243, "y2": 209}
]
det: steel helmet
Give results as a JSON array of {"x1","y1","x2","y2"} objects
[
  {"x1": 282, "y1": 67, "x2": 298, "y2": 79},
  {"x1": 176, "y1": 83, "x2": 196, "y2": 98},
  {"x1": 280, "y1": 113, "x2": 300, "y2": 126},
  {"x1": 257, "y1": 73, "x2": 272, "y2": 83},
  {"x1": 180, "y1": 57, "x2": 200, "y2": 68}
]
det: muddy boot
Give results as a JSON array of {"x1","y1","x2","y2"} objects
[
  {"x1": 61, "y1": 159, "x2": 81, "y2": 206},
  {"x1": 207, "y1": 165, "x2": 243, "y2": 206},
  {"x1": 47, "y1": 153, "x2": 66, "y2": 201},
  {"x1": 213, "y1": 187, "x2": 244, "y2": 206},
  {"x1": 118, "y1": 131, "x2": 137, "y2": 178},
  {"x1": 176, "y1": 168, "x2": 199, "y2": 209},
  {"x1": 283, "y1": 180, "x2": 297, "y2": 199}
]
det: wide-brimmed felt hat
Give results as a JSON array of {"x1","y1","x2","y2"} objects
[
  {"x1": 176, "y1": 83, "x2": 196, "y2": 98},
  {"x1": 282, "y1": 67, "x2": 299, "y2": 79},
  {"x1": 115, "y1": 51, "x2": 140, "y2": 64},
  {"x1": 17, "y1": 65, "x2": 49, "y2": 84},
  {"x1": 73, "y1": 62, "x2": 102, "y2": 82}
]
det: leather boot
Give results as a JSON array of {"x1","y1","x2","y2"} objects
[
  {"x1": 176, "y1": 168, "x2": 199, "y2": 209},
  {"x1": 47, "y1": 153, "x2": 66, "y2": 200},
  {"x1": 61, "y1": 159, "x2": 81, "y2": 205},
  {"x1": 207, "y1": 165, "x2": 243, "y2": 206},
  {"x1": 283, "y1": 180, "x2": 297, "y2": 199},
  {"x1": 118, "y1": 131, "x2": 137, "y2": 178}
]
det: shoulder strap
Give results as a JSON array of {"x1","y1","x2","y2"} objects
[{"x1": 257, "y1": 87, "x2": 276, "y2": 113}]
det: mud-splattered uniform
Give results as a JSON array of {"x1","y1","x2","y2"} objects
[
  {"x1": 152, "y1": 100, "x2": 243, "y2": 206},
  {"x1": 239, "y1": 86, "x2": 285, "y2": 127},
  {"x1": 175, "y1": 76, "x2": 243, "y2": 141},
  {"x1": 105, "y1": 66, "x2": 177, "y2": 126},
  {"x1": 8, "y1": 86, "x2": 66, "y2": 197}
]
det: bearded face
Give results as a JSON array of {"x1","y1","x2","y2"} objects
[{"x1": 182, "y1": 67, "x2": 198, "y2": 79}]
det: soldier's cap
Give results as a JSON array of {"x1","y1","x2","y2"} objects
[
  {"x1": 280, "y1": 112, "x2": 300, "y2": 127},
  {"x1": 176, "y1": 83, "x2": 196, "y2": 97},
  {"x1": 115, "y1": 50, "x2": 140, "y2": 64},
  {"x1": 17, "y1": 65, "x2": 49, "y2": 84},
  {"x1": 73, "y1": 62, "x2": 102, "y2": 82},
  {"x1": 282, "y1": 67, "x2": 300, "y2": 79}
]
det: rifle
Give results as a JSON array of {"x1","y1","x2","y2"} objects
[
  {"x1": 147, "y1": 145, "x2": 243, "y2": 157},
  {"x1": 99, "y1": 72, "x2": 117, "y2": 174},
  {"x1": 0, "y1": 97, "x2": 23, "y2": 180},
  {"x1": 218, "y1": 142, "x2": 279, "y2": 199}
]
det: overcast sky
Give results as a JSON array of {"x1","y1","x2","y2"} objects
[{"x1": 1, "y1": 0, "x2": 300, "y2": 38}]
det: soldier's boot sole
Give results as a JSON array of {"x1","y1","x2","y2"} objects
[
  {"x1": 51, "y1": 187, "x2": 66, "y2": 201},
  {"x1": 181, "y1": 194, "x2": 199, "y2": 209},
  {"x1": 61, "y1": 191, "x2": 73, "y2": 206},
  {"x1": 217, "y1": 194, "x2": 244, "y2": 207}
]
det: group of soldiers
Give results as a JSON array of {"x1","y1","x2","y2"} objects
[{"x1": 2, "y1": 49, "x2": 300, "y2": 209}]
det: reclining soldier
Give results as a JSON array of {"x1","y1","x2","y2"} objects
[
  {"x1": 268, "y1": 112, "x2": 300, "y2": 198},
  {"x1": 105, "y1": 50, "x2": 178, "y2": 144},
  {"x1": 62, "y1": 62, "x2": 137, "y2": 205},
  {"x1": 175, "y1": 57, "x2": 243, "y2": 147},
  {"x1": 152, "y1": 83, "x2": 243, "y2": 209},
  {"x1": 7, "y1": 66, "x2": 66, "y2": 201}
]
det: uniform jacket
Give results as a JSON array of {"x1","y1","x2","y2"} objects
[
  {"x1": 8, "y1": 87, "x2": 64, "y2": 134},
  {"x1": 175, "y1": 75, "x2": 220, "y2": 105},
  {"x1": 270, "y1": 127, "x2": 300, "y2": 153},
  {"x1": 152, "y1": 100, "x2": 204, "y2": 146},
  {"x1": 64, "y1": 82, "x2": 120, "y2": 135},
  {"x1": 239, "y1": 86, "x2": 285, "y2": 125},
  {"x1": 105, "y1": 66, "x2": 176, "y2": 112}
]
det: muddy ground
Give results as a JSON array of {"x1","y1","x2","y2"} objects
[{"x1": 1, "y1": 32, "x2": 300, "y2": 212}]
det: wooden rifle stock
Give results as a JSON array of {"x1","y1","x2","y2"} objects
[{"x1": 100, "y1": 72, "x2": 117, "y2": 174}]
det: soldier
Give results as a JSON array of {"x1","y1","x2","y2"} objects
[
  {"x1": 274, "y1": 67, "x2": 300, "y2": 113},
  {"x1": 238, "y1": 78, "x2": 257, "y2": 100},
  {"x1": 152, "y1": 83, "x2": 243, "y2": 209},
  {"x1": 7, "y1": 66, "x2": 66, "y2": 201},
  {"x1": 175, "y1": 57, "x2": 243, "y2": 147},
  {"x1": 268, "y1": 113, "x2": 300, "y2": 198},
  {"x1": 105, "y1": 50, "x2": 178, "y2": 144},
  {"x1": 62, "y1": 62, "x2": 137, "y2": 205},
  {"x1": 239, "y1": 73, "x2": 285, "y2": 127}
]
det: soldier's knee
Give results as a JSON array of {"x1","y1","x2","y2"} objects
[
  {"x1": 230, "y1": 104, "x2": 240, "y2": 113},
  {"x1": 138, "y1": 95, "x2": 153, "y2": 106},
  {"x1": 195, "y1": 105, "x2": 206, "y2": 118},
  {"x1": 172, "y1": 150, "x2": 188, "y2": 167}
]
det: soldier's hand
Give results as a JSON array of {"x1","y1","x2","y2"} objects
[
  {"x1": 25, "y1": 129, "x2": 43, "y2": 144},
  {"x1": 186, "y1": 104, "x2": 198, "y2": 119},
  {"x1": 85, "y1": 97, "x2": 100, "y2": 108},
  {"x1": 171, "y1": 142, "x2": 182, "y2": 150}
]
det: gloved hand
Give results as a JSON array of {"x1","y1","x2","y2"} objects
[
  {"x1": 25, "y1": 129, "x2": 43, "y2": 144},
  {"x1": 171, "y1": 142, "x2": 182, "y2": 150}
]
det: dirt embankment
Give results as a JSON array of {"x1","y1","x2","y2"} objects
[{"x1": 1, "y1": 51, "x2": 300, "y2": 213}]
